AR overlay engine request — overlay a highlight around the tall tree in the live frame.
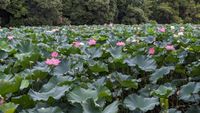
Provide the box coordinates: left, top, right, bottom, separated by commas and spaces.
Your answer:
63, 0, 117, 25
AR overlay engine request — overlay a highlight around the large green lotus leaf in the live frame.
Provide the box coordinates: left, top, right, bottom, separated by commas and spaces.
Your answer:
36, 107, 64, 113
24, 69, 48, 80
68, 103, 83, 113
88, 78, 111, 100
189, 45, 200, 52
0, 65, 7, 72
0, 40, 13, 52
89, 61, 108, 73
67, 57, 85, 75
66, 47, 81, 54
20, 79, 29, 90
37, 43, 52, 58
151, 85, 174, 98
14, 52, 32, 61
16, 40, 36, 53
190, 66, 200, 77
28, 86, 70, 101
0, 76, 22, 96
179, 82, 200, 102
124, 94, 159, 112
141, 36, 156, 43
150, 66, 174, 83
20, 107, 64, 113
102, 100, 119, 113
82, 99, 102, 113
68, 88, 98, 103
53, 59, 71, 76
92, 77, 107, 87
177, 51, 188, 64
138, 84, 159, 97
164, 54, 179, 63
107, 47, 123, 59
124, 55, 157, 71
188, 62, 200, 77
98, 36, 108, 41
110, 72, 129, 81
128, 109, 143, 113
82, 99, 119, 113
120, 80, 138, 89
83, 47, 103, 59
41, 76, 73, 92
0, 102, 18, 113
95, 86, 112, 101
185, 105, 200, 113
110, 72, 138, 89
166, 108, 182, 113
11, 95, 35, 109
33, 62, 50, 72
22, 63, 49, 80
23, 62, 50, 80
0, 50, 8, 59
14, 52, 40, 68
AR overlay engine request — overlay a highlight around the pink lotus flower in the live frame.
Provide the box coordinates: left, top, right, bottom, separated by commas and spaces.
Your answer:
165, 45, 175, 50
149, 47, 155, 55
45, 58, 61, 66
51, 52, 59, 58
7, 35, 14, 40
0, 98, 4, 106
88, 39, 96, 46
73, 41, 81, 48
158, 27, 166, 33
116, 41, 125, 46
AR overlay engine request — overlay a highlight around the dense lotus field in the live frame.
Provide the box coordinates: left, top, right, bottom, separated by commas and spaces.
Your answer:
0, 24, 200, 113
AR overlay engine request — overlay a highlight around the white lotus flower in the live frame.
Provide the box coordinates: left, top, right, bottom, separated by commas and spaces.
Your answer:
180, 27, 184, 30
80, 42, 85, 46
178, 32, 184, 36
173, 34, 178, 38
180, 27, 185, 32
170, 26, 175, 30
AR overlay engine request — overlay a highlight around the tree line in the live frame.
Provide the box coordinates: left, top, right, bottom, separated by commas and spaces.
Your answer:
0, 0, 199, 26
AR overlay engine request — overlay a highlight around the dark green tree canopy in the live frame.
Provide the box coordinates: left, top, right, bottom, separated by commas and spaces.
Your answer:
0, 0, 199, 26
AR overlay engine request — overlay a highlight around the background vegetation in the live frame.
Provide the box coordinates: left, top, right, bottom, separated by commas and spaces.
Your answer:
0, 0, 200, 26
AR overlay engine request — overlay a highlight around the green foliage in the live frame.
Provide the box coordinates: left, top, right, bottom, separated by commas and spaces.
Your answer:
124, 94, 159, 112
0, 24, 200, 112
122, 6, 148, 24
151, 2, 183, 23
20, 107, 64, 113
18, 0, 69, 26
0, 0, 70, 26
0, 103, 18, 113
0, 0, 10, 9
0, 0, 200, 26
63, 0, 117, 24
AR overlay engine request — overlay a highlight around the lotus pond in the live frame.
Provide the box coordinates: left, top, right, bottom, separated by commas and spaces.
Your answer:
0, 24, 200, 113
